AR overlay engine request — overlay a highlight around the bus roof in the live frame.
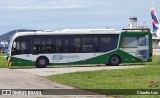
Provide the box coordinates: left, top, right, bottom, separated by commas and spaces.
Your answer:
14, 29, 121, 37
122, 28, 150, 32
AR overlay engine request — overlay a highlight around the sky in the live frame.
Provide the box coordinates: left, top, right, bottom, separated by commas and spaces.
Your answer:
0, 0, 159, 34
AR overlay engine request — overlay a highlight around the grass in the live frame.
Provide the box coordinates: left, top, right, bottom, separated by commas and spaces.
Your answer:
46, 56, 160, 97
47, 66, 160, 89
0, 53, 5, 56
0, 53, 9, 68
0, 53, 35, 68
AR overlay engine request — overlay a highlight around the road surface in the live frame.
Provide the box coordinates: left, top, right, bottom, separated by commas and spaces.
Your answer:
0, 68, 106, 98
14, 65, 144, 76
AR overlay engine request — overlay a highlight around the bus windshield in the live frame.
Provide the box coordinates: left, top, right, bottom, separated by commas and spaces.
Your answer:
7, 34, 15, 56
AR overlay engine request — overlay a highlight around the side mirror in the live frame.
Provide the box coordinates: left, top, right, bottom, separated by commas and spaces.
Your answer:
13, 42, 16, 48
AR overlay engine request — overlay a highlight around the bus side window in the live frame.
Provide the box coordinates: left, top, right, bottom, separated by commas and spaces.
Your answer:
82, 37, 98, 53
33, 38, 40, 53
21, 41, 29, 54
122, 37, 138, 48
64, 37, 81, 53
33, 38, 46, 53
41, 38, 46, 53
64, 38, 74, 53
47, 38, 52, 53
55, 38, 63, 53
99, 37, 115, 52
74, 38, 81, 53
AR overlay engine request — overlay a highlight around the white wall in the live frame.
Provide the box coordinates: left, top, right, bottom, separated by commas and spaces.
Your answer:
0, 40, 9, 44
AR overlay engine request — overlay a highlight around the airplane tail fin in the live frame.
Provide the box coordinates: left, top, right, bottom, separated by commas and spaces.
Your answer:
151, 7, 159, 33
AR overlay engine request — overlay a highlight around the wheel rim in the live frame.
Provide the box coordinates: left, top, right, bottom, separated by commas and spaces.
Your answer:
111, 56, 119, 65
39, 59, 45, 65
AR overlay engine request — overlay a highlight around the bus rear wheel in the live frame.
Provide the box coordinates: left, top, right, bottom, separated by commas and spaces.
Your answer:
36, 57, 49, 68
108, 55, 121, 66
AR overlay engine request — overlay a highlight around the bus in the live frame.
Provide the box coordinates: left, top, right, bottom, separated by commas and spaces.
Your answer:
6, 28, 152, 68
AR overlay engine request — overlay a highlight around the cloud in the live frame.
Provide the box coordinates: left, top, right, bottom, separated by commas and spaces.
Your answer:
0, 5, 85, 10
0, 0, 90, 10
0, 0, 157, 34
0, 0, 113, 10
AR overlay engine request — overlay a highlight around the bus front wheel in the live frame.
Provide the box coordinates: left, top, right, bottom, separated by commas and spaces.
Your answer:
36, 57, 49, 68
108, 55, 121, 66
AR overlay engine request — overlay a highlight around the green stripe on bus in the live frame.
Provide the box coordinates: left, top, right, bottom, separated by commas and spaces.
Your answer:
11, 50, 144, 66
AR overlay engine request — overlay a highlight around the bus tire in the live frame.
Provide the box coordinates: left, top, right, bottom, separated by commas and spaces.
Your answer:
108, 55, 121, 66
36, 56, 49, 68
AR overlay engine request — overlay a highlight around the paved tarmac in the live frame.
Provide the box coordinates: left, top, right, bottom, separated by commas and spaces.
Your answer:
0, 68, 72, 89
14, 65, 144, 76
153, 49, 160, 55
0, 68, 106, 98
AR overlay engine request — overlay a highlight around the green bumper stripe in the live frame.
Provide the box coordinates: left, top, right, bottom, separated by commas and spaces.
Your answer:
11, 57, 35, 66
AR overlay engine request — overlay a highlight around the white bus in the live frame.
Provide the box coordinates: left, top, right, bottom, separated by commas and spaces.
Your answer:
7, 28, 152, 68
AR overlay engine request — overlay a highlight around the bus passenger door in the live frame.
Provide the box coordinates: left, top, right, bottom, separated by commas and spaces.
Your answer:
121, 37, 138, 60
